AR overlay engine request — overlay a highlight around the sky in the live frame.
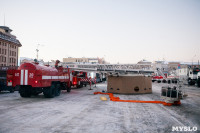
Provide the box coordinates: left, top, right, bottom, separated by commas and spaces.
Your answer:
0, 0, 200, 64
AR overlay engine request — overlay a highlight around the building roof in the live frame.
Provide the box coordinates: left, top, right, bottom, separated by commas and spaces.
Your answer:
137, 59, 152, 64
0, 26, 21, 46
0, 26, 13, 32
180, 62, 200, 65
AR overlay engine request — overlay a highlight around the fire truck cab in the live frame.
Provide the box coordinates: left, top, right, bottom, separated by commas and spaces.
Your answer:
71, 71, 89, 88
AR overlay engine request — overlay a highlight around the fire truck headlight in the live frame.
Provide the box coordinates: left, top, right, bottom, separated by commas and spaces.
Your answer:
35, 81, 38, 83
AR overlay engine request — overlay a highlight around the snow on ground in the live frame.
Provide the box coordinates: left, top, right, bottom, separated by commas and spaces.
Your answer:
0, 82, 199, 133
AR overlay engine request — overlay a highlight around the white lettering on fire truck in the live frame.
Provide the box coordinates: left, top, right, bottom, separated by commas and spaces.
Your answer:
29, 73, 34, 78
15, 73, 19, 76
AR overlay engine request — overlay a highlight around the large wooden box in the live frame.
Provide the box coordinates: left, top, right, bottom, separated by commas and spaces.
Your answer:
107, 74, 152, 94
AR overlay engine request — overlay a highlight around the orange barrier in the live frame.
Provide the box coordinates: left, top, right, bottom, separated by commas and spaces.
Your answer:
94, 92, 181, 106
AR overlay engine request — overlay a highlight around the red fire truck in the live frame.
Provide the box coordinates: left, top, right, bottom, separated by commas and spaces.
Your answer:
71, 70, 95, 88
7, 60, 71, 98
152, 76, 163, 83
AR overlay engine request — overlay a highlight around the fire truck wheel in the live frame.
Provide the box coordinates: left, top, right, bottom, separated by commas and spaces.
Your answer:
84, 84, 87, 87
80, 83, 83, 88
67, 87, 71, 92
188, 80, 195, 85
67, 85, 71, 92
66, 82, 71, 92
43, 84, 56, 98
19, 86, 31, 98
77, 84, 83, 88
197, 79, 200, 87
55, 84, 61, 96
67, 89, 71, 92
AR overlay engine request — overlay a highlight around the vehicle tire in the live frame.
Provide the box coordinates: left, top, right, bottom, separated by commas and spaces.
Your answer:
188, 80, 191, 85
84, 84, 87, 87
43, 84, 56, 98
77, 83, 83, 88
197, 79, 200, 87
55, 84, 61, 96
157, 80, 161, 83
80, 83, 83, 88
188, 80, 195, 85
67, 83, 71, 92
67, 88, 71, 92
19, 86, 31, 97
162, 79, 166, 83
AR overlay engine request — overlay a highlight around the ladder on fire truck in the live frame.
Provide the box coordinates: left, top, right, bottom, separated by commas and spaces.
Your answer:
156, 68, 167, 80
70, 65, 154, 90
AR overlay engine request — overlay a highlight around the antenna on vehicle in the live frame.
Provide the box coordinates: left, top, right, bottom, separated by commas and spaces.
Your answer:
36, 44, 40, 60
36, 44, 44, 60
